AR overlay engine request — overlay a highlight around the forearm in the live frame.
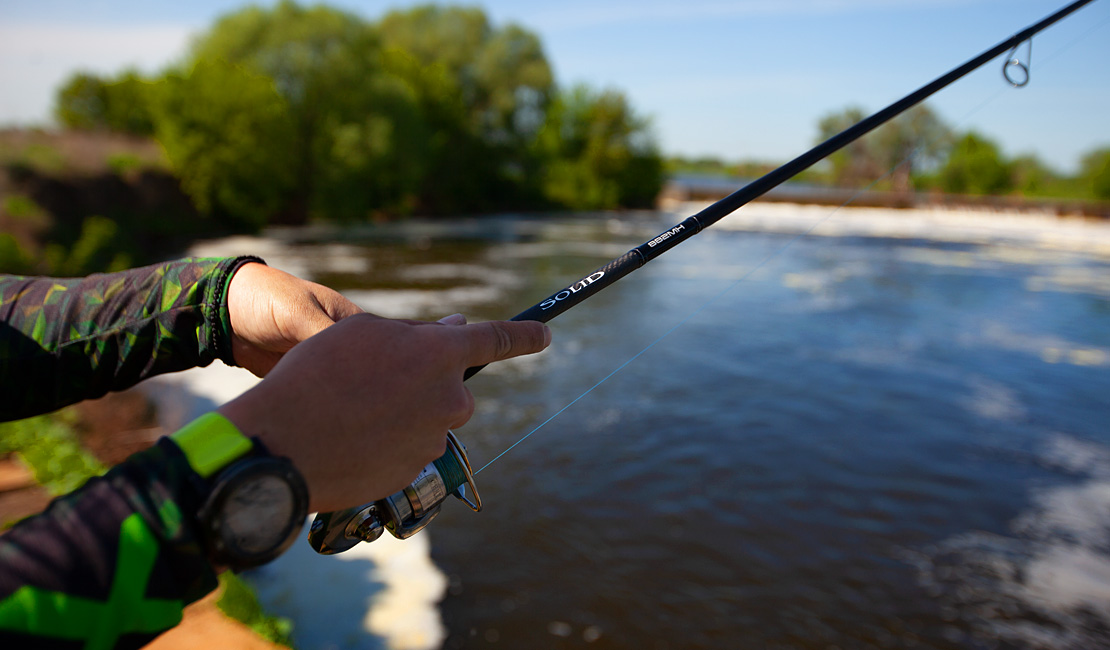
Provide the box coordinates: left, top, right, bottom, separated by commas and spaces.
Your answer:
0, 256, 260, 421
0, 439, 218, 648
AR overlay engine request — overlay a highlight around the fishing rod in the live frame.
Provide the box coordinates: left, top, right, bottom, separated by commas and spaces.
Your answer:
307, 0, 1098, 554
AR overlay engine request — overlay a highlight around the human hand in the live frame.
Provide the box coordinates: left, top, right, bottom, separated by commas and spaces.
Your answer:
227, 262, 365, 376
217, 314, 552, 512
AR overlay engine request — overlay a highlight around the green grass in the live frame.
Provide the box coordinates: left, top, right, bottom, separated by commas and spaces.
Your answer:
2, 194, 50, 226
0, 410, 106, 497
217, 572, 295, 647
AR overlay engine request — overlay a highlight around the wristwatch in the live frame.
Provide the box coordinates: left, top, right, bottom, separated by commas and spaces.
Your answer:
171, 412, 309, 571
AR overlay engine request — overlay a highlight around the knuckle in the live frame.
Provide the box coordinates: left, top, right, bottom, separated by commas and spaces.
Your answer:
491, 322, 513, 359
417, 323, 453, 355
443, 387, 474, 427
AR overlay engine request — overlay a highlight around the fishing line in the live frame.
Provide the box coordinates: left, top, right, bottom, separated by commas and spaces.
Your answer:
475, 0, 1106, 474
308, 0, 1105, 554
473, 209, 860, 473
957, 10, 1110, 129
479, 164, 917, 474
1018, 9, 1110, 70
477, 163, 913, 475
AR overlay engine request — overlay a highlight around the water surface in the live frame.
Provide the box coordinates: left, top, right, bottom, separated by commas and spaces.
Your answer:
277, 209, 1110, 649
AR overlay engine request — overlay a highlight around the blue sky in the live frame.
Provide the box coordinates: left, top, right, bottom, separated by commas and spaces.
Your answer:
1, 0, 1107, 173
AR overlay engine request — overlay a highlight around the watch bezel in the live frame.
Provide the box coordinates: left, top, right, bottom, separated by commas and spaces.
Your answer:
198, 455, 309, 571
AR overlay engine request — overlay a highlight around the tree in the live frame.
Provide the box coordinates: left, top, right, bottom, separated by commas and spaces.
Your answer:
100, 71, 157, 136
872, 105, 950, 193
186, 1, 426, 220
938, 132, 1012, 195
377, 5, 555, 211
379, 46, 505, 213
816, 104, 950, 191
378, 6, 553, 144
54, 71, 156, 135
816, 106, 879, 188
151, 59, 296, 229
536, 85, 663, 210
55, 73, 109, 130
60, 1, 663, 220
1009, 154, 1060, 196
1079, 147, 1110, 200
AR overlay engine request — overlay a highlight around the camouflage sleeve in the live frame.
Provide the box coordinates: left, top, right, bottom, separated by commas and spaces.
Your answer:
0, 256, 262, 421
0, 438, 217, 649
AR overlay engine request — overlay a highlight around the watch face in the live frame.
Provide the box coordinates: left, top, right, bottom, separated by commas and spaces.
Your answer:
200, 455, 309, 569
220, 473, 298, 554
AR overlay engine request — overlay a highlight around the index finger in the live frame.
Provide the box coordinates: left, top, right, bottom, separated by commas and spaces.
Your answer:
463, 320, 551, 366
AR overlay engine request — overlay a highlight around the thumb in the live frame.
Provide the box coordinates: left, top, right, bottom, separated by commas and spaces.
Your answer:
464, 320, 551, 366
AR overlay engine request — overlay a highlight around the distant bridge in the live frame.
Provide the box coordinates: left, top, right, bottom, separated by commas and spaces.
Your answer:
658, 174, 1109, 219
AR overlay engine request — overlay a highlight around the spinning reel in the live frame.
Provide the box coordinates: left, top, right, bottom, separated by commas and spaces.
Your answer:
307, 430, 481, 554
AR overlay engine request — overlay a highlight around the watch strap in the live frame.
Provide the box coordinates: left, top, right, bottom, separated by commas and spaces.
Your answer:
171, 412, 254, 479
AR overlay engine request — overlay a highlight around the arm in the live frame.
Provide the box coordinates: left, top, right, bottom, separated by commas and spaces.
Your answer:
0, 257, 257, 421
0, 439, 215, 648
0, 258, 360, 646
0, 262, 551, 648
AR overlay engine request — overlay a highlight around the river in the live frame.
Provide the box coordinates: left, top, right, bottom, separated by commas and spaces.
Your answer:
169, 204, 1110, 649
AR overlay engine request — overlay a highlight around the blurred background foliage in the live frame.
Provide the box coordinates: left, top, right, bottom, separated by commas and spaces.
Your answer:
49, 1, 663, 230
0, 0, 1104, 280
671, 102, 1110, 202
537, 84, 664, 211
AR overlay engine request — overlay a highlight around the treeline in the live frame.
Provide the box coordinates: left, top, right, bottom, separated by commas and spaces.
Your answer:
669, 104, 1110, 201
53, 2, 664, 229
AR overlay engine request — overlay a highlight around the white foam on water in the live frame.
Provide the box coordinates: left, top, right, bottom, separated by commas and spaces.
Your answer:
905, 433, 1110, 649
960, 376, 1029, 423
244, 530, 447, 650
487, 240, 632, 261
973, 323, 1110, 370
1027, 266, 1110, 300
398, 263, 518, 286
186, 235, 313, 279
694, 202, 1110, 258
1023, 545, 1110, 610
342, 287, 506, 319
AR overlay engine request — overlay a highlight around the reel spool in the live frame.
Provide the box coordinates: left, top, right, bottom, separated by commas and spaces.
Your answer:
307, 430, 481, 554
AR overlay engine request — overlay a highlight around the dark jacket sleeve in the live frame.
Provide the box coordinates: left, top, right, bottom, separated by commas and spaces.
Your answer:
0, 256, 265, 647
0, 440, 215, 649
0, 256, 261, 421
